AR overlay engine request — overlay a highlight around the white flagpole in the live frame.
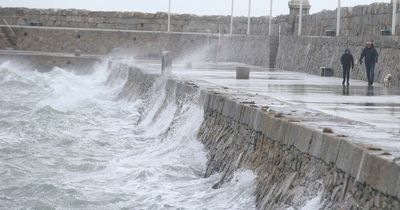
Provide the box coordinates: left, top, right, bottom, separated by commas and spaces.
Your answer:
268, 0, 273, 36
230, 0, 234, 35
393, 0, 398, 35
247, 0, 251, 35
337, 0, 341, 36
168, 0, 171, 33
298, 0, 303, 36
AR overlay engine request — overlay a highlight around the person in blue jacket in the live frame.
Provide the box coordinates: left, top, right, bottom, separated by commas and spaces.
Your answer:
340, 49, 354, 85
359, 41, 379, 86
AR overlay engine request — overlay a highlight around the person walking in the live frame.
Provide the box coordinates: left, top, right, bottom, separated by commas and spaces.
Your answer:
340, 49, 354, 85
359, 41, 379, 86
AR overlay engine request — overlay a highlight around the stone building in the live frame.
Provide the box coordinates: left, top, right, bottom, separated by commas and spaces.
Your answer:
288, 0, 311, 17
287, 0, 311, 35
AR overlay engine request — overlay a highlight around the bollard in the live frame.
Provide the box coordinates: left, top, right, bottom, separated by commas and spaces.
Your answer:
236, 66, 250, 79
161, 51, 173, 74
320, 67, 334, 77
74, 49, 81, 57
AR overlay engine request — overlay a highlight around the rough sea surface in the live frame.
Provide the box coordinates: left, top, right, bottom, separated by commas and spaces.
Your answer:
0, 60, 256, 209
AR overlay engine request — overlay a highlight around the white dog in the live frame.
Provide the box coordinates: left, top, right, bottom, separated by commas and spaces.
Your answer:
383, 74, 392, 87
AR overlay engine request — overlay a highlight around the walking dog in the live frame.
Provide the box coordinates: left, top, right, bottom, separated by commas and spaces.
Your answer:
383, 73, 392, 87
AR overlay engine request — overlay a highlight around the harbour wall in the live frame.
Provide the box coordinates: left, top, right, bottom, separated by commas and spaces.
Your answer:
0, 51, 102, 72
0, 26, 276, 68
1, 2, 398, 37
6, 26, 213, 57
0, 7, 279, 35
2, 3, 400, 85
3, 25, 400, 86
116, 62, 400, 209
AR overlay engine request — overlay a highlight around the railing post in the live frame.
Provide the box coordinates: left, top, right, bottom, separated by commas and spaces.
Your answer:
298, 0, 303, 36
393, 0, 398, 35
167, 0, 171, 33
247, 0, 251, 35
268, 0, 273, 36
230, 0, 234, 35
337, 0, 341, 36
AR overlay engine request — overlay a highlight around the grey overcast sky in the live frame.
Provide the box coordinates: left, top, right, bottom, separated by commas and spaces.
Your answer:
0, 0, 391, 17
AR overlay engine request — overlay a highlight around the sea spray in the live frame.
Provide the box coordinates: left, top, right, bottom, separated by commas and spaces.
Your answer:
0, 59, 256, 209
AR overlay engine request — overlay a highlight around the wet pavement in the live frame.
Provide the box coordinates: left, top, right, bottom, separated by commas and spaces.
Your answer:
135, 61, 400, 158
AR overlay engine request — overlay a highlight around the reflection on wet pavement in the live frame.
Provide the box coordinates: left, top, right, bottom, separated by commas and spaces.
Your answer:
135, 61, 400, 154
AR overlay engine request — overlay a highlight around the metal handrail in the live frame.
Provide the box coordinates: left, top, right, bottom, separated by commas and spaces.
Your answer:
2, 19, 17, 40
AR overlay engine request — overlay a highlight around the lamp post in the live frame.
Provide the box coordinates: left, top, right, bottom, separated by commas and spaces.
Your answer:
393, 0, 398, 35
247, 0, 251, 35
268, 0, 273, 36
298, 0, 303, 36
230, 0, 234, 35
337, 0, 341, 36
168, 0, 171, 33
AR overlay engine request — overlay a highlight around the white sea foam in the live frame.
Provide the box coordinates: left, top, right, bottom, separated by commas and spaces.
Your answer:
0, 59, 256, 209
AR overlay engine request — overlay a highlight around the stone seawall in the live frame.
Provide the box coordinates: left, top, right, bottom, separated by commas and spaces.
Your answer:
0, 51, 102, 72
2, 3, 399, 37
2, 3, 400, 84
6, 26, 213, 57
217, 36, 278, 68
119, 63, 400, 209
0, 7, 276, 35
199, 92, 400, 209
1, 26, 279, 68
3, 26, 399, 86
275, 35, 400, 86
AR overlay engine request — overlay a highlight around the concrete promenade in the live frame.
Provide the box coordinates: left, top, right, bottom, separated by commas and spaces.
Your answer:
128, 60, 400, 207
137, 61, 400, 158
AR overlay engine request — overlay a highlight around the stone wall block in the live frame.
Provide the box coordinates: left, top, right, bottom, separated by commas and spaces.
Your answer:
247, 106, 258, 128
357, 153, 400, 198
319, 135, 343, 164
206, 94, 215, 112
308, 131, 324, 159
222, 99, 235, 119
292, 124, 314, 153
216, 95, 225, 113
233, 102, 243, 122
242, 106, 251, 126
336, 140, 364, 178
253, 110, 263, 132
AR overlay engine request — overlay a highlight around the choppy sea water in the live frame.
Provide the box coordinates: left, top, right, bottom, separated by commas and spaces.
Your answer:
0, 60, 256, 209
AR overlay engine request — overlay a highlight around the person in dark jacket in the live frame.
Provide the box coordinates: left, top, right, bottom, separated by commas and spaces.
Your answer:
340, 48, 354, 85
359, 41, 379, 86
